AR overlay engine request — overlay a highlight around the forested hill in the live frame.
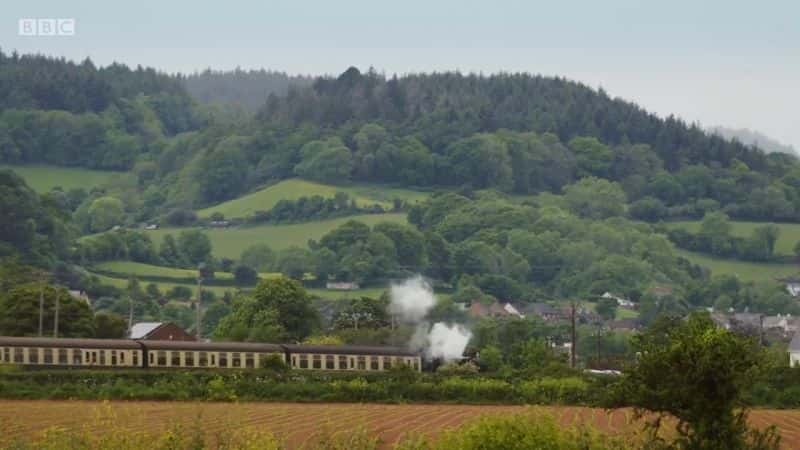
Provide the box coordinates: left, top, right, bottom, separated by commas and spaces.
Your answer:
257, 67, 768, 172
3, 55, 800, 225
0, 50, 201, 169
183, 68, 312, 112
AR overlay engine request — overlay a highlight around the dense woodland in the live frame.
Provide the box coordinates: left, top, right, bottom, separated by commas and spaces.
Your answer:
2, 50, 800, 350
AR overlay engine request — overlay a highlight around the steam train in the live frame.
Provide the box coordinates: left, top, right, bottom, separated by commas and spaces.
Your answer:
0, 336, 422, 372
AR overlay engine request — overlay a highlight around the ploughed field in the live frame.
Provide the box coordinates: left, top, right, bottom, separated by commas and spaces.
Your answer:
1, 401, 799, 449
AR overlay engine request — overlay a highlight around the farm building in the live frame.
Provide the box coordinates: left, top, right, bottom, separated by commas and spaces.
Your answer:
129, 322, 196, 341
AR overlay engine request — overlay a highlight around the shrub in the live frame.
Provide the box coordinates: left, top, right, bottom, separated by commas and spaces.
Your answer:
434, 409, 628, 450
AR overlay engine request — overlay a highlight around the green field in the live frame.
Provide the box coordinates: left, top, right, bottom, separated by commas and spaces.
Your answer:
675, 249, 798, 282
197, 178, 428, 219
95, 261, 233, 280
143, 213, 408, 258
666, 220, 800, 256
90, 273, 236, 296
0, 164, 118, 193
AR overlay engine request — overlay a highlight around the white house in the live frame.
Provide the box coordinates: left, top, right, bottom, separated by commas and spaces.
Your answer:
790, 334, 800, 367
601, 292, 635, 308
778, 276, 800, 297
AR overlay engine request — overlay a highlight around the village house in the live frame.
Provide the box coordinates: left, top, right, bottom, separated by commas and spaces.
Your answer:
129, 322, 196, 341
520, 303, 567, 322
68, 290, 91, 306
778, 276, 800, 297
325, 281, 360, 290
468, 301, 525, 319
601, 292, 636, 309
790, 334, 800, 367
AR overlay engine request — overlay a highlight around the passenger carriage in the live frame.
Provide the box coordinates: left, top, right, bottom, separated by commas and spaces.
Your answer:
0, 336, 422, 372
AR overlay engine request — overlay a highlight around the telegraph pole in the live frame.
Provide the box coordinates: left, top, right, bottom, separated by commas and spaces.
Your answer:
38, 273, 45, 337
195, 275, 203, 340
570, 301, 577, 369
53, 289, 60, 338
127, 295, 134, 337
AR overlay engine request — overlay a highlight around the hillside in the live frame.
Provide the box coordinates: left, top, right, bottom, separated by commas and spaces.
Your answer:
197, 178, 428, 219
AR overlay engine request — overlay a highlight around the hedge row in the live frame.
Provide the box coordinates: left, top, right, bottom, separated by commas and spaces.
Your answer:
0, 368, 611, 405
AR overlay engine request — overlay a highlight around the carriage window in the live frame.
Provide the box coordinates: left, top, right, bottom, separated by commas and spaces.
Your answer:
299, 355, 308, 369
338, 356, 348, 369
99, 351, 106, 365
110, 350, 117, 365
312, 354, 322, 369
370, 357, 379, 370
384, 358, 392, 370
325, 355, 335, 370
43, 348, 53, 364
231, 352, 241, 368
171, 352, 181, 366
357, 356, 366, 370
29, 348, 40, 364
185, 352, 195, 367
0, 347, 4, 363
157, 351, 167, 366
120, 352, 126, 364
211, 353, 217, 366
132, 351, 138, 366
198, 352, 208, 367
13, 348, 23, 363
245, 353, 254, 368
73, 350, 82, 365
219, 353, 228, 367
291, 356, 297, 368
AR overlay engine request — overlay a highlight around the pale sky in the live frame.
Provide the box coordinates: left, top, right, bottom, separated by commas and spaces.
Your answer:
3, 0, 799, 148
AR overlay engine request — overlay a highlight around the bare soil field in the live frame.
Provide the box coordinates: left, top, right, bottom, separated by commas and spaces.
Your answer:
0, 401, 797, 449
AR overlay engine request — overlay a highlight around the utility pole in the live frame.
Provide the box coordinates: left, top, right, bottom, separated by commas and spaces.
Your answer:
127, 295, 134, 337
195, 275, 203, 340
53, 289, 60, 338
38, 273, 45, 337
570, 301, 577, 369
595, 321, 602, 368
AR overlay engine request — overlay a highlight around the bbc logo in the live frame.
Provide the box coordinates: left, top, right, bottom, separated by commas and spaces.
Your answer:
18, 19, 76, 36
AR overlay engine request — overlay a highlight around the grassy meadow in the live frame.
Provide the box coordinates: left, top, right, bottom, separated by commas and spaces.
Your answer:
197, 178, 428, 219
666, 220, 800, 256
90, 272, 236, 296
675, 249, 798, 282
95, 260, 235, 280
143, 213, 408, 258
0, 164, 118, 193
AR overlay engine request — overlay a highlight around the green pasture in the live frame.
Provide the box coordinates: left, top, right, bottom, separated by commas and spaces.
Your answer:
666, 220, 800, 256
143, 213, 408, 258
0, 164, 118, 193
675, 249, 798, 282
197, 178, 428, 219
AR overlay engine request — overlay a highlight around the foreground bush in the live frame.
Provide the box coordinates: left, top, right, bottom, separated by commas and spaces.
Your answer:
399, 409, 631, 450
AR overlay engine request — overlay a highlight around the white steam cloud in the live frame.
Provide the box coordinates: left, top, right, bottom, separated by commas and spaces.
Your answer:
389, 276, 471, 362
389, 276, 436, 323
426, 323, 472, 361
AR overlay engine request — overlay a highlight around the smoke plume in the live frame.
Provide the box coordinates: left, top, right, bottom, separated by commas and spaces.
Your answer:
426, 323, 472, 360
389, 276, 471, 362
389, 275, 436, 323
